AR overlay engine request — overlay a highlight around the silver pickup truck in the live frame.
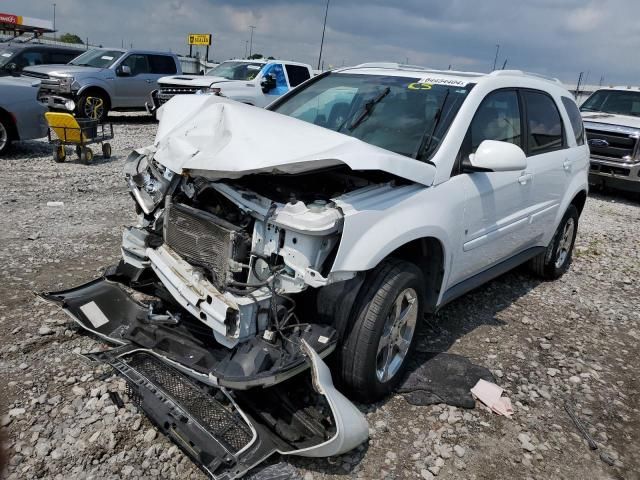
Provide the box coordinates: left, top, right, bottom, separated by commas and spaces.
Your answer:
22, 48, 181, 121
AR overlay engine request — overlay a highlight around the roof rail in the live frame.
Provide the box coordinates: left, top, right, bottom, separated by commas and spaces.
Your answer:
489, 69, 562, 84
349, 62, 484, 78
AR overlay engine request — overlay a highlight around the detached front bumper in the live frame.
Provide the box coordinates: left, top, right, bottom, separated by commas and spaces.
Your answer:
41, 267, 368, 478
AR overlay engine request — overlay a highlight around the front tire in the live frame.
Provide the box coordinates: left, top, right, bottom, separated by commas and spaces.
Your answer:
338, 258, 424, 402
529, 205, 579, 279
77, 92, 109, 122
0, 116, 12, 155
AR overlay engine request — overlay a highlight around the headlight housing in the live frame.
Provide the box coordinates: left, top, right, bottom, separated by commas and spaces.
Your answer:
196, 86, 222, 95
57, 75, 74, 93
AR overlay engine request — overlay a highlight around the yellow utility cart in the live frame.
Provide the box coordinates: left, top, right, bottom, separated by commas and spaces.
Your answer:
44, 112, 114, 164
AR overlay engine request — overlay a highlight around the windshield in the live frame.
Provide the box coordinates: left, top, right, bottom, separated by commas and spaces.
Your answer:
68, 49, 124, 68
0, 49, 16, 68
206, 61, 264, 80
581, 90, 640, 117
272, 73, 472, 159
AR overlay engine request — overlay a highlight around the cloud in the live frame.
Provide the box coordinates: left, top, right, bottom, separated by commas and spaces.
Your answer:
3, 0, 639, 84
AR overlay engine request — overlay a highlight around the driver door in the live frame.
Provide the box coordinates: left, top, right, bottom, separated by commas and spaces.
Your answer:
113, 54, 154, 108
447, 89, 535, 288
256, 63, 289, 107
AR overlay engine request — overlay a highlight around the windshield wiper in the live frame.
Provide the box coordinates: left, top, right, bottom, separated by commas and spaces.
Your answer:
413, 89, 450, 160
347, 87, 391, 131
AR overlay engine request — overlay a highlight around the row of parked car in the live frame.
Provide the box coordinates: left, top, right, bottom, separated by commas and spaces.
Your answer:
0, 41, 314, 154
1, 41, 639, 194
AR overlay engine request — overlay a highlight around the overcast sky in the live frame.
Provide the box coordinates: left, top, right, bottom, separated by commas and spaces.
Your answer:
4, 0, 637, 85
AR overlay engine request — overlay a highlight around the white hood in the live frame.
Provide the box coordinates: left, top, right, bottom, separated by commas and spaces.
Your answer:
158, 75, 239, 88
151, 95, 436, 186
582, 112, 640, 131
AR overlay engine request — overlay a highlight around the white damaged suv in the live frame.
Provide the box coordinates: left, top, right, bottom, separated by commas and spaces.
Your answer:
43, 63, 589, 478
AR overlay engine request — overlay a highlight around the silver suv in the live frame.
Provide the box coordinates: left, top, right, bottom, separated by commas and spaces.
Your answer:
22, 48, 181, 121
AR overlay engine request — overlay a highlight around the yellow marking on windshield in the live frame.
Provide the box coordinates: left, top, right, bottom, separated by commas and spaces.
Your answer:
407, 82, 432, 90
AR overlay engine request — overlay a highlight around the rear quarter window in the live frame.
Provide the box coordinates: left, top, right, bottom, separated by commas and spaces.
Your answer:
561, 96, 585, 146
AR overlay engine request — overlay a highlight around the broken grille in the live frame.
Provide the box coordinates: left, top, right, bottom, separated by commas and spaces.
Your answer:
164, 203, 247, 289
126, 352, 253, 453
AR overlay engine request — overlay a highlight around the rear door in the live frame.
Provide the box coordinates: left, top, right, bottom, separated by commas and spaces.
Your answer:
520, 90, 569, 239
448, 89, 534, 285
148, 54, 178, 90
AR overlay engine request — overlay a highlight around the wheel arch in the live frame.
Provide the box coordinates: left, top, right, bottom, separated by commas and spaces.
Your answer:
570, 189, 587, 217
383, 236, 446, 313
77, 85, 112, 109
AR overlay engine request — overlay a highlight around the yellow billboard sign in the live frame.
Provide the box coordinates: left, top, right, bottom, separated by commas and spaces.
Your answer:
188, 34, 211, 46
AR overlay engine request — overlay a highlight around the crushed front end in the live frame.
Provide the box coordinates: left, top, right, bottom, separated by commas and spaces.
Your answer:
42, 150, 371, 478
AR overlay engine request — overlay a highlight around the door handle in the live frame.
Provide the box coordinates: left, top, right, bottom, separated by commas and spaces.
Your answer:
518, 172, 533, 185
146, 79, 153, 83
563, 159, 572, 171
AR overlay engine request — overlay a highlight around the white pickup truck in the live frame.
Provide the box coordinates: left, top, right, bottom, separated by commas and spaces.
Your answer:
580, 86, 640, 192
147, 59, 314, 112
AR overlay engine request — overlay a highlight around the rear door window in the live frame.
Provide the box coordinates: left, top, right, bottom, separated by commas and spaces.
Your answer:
523, 91, 564, 155
149, 55, 177, 74
561, 96, 585, 146
285, 64, 311, 87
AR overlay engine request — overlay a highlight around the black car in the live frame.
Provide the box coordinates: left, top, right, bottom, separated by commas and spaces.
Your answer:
0, 43, 83, 76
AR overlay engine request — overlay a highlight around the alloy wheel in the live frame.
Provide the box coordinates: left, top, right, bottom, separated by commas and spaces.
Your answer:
555, 218, 575, 268
0, 121, 8, 152
376, 287, 418, 383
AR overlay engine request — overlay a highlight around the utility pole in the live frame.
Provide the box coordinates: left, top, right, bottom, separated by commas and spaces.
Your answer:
317, 0, 330, 70
501, 58, 508, 70
244, 40, 248, 58
248, 25, 256, 58
52, 3, 56, 40
575, 72, 584, 100
492, 43, 500, 71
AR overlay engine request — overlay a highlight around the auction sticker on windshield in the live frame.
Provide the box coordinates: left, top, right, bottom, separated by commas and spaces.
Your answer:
419, 77, 468, 87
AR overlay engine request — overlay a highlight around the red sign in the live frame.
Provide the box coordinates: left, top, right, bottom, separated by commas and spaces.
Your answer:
0, 13, 21, 25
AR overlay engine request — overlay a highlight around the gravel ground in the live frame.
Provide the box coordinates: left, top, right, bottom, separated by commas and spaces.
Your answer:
0, 113, 639, 480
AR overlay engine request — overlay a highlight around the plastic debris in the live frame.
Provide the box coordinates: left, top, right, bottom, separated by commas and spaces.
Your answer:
470, 379, 514, 417
46, 201, 64, 207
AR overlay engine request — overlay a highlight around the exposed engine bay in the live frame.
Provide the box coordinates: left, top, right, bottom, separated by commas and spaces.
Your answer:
120, 151, 394, 348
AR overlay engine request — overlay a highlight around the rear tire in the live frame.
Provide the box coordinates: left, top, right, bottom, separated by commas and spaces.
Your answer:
529, 205, 579, 279
338, 258, 424, 402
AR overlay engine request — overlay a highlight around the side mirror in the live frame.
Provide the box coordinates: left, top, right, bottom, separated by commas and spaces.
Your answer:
467, 140, 527, 172
6, 62, 17, 74
117, 65, 132, 76
260, 73, 276, 93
